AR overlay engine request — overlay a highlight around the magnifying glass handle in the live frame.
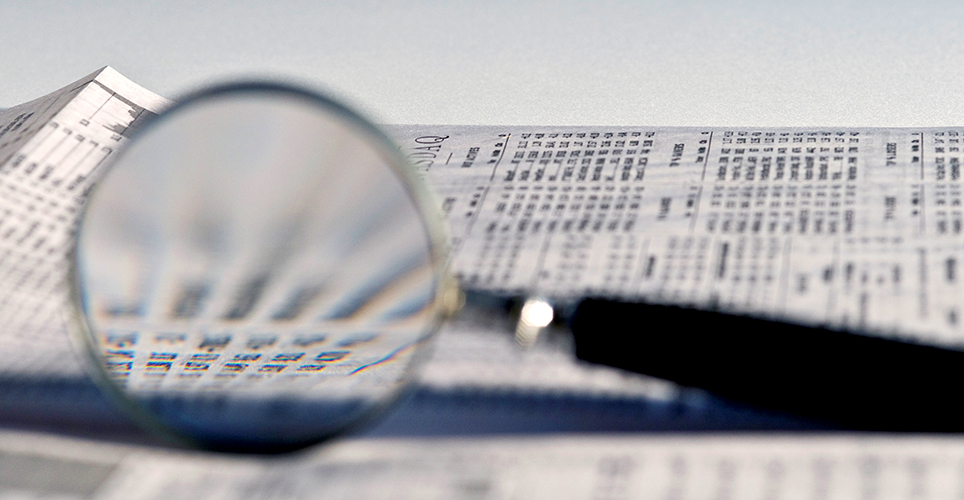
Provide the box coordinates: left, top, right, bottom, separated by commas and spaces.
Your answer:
570, 298, 964, 431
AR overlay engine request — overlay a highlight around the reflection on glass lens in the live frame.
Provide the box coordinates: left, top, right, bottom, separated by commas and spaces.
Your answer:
71, 85, 447, 452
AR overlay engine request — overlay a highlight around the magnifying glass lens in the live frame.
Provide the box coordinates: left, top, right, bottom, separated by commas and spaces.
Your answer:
72, 85, 447, 452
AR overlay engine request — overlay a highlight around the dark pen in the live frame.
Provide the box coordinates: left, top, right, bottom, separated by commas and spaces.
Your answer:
465, 290, 964, 432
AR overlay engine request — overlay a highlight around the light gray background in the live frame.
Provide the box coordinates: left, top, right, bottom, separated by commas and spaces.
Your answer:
1, 0, 963, 127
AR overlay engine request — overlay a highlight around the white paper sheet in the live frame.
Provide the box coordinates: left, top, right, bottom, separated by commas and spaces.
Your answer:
389, 125, 964, 348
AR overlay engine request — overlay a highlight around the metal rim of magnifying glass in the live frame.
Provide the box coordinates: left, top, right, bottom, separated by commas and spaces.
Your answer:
65, 81, 457, 453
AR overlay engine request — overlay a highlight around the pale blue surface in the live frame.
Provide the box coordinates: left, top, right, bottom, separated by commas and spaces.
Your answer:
2, 0, 964, 127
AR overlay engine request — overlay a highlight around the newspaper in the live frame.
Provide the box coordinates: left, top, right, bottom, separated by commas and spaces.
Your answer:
3, 428, 964, 499
0, 68, 962, 496
389, 125, 964, 346
0, 66, 170, 378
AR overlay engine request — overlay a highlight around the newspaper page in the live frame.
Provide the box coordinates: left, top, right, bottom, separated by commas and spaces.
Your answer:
0, 67, 172, 435
3, 427, 964, 499
0, 66, 171, 378
389, 125, 964, 348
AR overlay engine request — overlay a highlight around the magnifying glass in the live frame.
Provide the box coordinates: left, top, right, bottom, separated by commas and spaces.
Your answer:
68, 83, 457, 452
68, 82, 964, 453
